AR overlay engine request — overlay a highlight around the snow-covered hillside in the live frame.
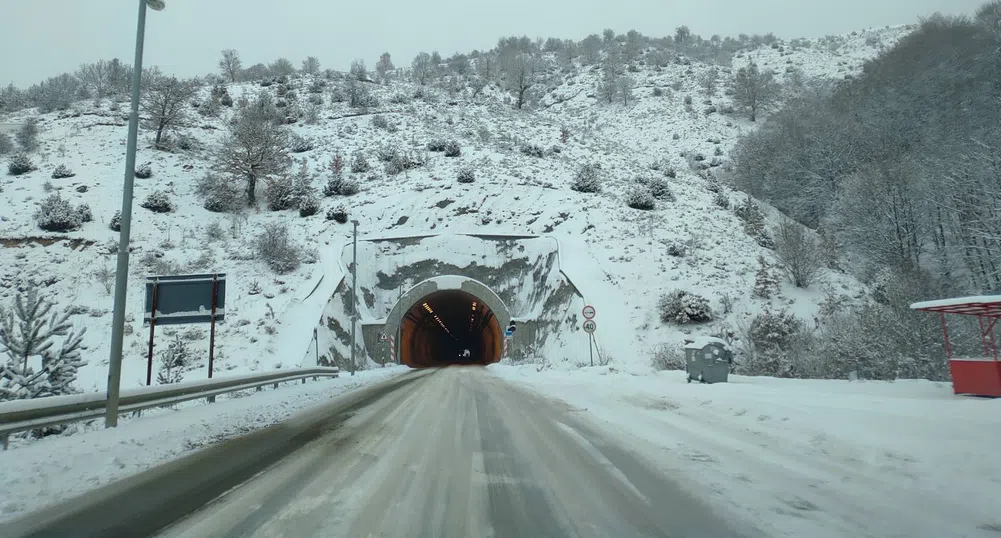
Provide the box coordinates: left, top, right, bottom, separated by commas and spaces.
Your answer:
0, 25, 912, 391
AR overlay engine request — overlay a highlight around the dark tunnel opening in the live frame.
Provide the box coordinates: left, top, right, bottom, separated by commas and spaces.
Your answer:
400, 290, 503, 368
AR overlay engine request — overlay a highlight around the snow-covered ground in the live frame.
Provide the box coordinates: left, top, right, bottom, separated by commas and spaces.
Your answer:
490, 364, 1001, 538
0, 26, 912, 394
5, 24, 976, 536
0, 366, 406, 523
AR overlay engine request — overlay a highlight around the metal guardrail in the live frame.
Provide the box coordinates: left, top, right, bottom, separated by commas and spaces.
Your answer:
0, 367, 340, 449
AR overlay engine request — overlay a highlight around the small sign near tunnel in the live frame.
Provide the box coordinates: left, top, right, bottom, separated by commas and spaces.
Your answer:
583, 320, 597, 333
582, 305, 596, 319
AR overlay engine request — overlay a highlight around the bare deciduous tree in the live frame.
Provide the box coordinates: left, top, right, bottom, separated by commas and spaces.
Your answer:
140, 72, 198, 148
215, 93, 291, 207
269, 58, 296, 77
730, 60, 781, 121
774, 217, 824, 288
699, 67, 720, 96
470, 76, 488, 98
411, 52, 434, 85
597, 72, 617, 104
219, 49, 243, 83
16, 118, 40, 153
350, 59, 367, 81
475, 52, 497, 81
447, 53, 471, 75
617, 75, 635, 106
301, 56, 321, 76
580, 34, 602, 64
976, 0, 1001, 37
76, 60, 112, 97
503, 53, 540, 110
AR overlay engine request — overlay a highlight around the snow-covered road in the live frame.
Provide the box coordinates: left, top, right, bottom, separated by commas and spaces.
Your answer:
159, 366, 754, 538
491, 365, 1001, 538
5, 367, 758, 538
3, 364, 999, 537
0, 366, 407, 522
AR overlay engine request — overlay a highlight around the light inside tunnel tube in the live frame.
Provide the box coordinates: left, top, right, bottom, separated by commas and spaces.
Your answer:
400, 290, 503, 368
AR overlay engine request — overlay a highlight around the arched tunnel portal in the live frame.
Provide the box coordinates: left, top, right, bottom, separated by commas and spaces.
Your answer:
385, 277, 511, 368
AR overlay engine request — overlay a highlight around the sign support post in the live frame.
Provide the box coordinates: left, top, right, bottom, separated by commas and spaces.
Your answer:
589, 333, 594, 367
314, 328, 319, 365
206, 275, 219, 403
582, 305, 597, 367
209, 274, 219, 380
145, 279, 159, 386
142, 273, 227, 390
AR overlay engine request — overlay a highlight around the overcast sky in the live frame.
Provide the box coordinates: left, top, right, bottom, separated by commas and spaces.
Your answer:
0, 0, 988, 87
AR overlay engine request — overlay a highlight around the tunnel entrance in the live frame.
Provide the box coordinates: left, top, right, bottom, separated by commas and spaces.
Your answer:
400, 289, 503, 367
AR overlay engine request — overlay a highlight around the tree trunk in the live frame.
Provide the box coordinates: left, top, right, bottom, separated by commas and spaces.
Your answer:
246, 172, 257, 206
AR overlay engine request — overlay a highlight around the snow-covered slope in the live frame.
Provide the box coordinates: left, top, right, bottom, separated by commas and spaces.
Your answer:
0, 26, 911, 389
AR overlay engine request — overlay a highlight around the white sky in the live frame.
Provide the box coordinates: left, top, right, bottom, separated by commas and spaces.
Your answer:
0, 0, 988, 87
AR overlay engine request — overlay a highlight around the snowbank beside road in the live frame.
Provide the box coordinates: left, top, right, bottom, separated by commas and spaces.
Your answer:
0, 366, 406, 523
491, 365, 1001, 538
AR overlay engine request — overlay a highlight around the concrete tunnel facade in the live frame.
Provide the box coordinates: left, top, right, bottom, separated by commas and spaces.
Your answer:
384, 276, 511, 367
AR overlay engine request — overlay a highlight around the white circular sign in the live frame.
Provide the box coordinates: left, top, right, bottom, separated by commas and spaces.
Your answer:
582, 305, 596, 319
583, 319, 597, 333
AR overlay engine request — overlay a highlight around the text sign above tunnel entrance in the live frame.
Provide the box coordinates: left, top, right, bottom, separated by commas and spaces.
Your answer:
582, 305, 596, 319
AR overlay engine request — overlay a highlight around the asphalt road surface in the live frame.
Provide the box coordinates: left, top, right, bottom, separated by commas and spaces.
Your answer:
1, 367, 760, 538
157, 366, 755, 538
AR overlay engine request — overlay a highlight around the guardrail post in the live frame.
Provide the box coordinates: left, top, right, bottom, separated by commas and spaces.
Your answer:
273, 383, 278, 389
313, 376, 318, 381
302, 378, 306, 384
256, 386, 262, 391
207, 395, 216, 404
1, 433, 8, 451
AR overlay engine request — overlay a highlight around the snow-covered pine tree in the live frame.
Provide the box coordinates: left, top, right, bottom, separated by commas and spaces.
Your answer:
42, 326, 87, 396
156, 334, 189, 384
29, 326, 87, 437
291, 158, 315, 202
753, 255, 779, 299
0, 286, 71, 372
0, 360, 50, 401
0, 286, 85, 402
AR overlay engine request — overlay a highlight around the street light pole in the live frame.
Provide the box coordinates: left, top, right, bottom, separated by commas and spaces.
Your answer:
350, 220, 359, 376
105, 0, 164, 428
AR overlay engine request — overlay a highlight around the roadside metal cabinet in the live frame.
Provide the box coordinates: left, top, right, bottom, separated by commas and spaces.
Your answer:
683, 338, 732, 384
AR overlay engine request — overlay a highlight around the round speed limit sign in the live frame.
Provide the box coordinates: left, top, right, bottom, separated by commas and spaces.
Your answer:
583, 319, 597, 333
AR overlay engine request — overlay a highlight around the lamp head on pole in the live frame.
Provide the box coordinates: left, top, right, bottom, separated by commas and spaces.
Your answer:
146, 0, 166, 11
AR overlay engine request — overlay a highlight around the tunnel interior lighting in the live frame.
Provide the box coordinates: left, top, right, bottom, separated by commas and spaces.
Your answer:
427, 309, 454, 338
402, 290, 502, 367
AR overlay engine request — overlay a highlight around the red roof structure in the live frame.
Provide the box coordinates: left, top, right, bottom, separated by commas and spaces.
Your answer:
911, 295, 1001, 397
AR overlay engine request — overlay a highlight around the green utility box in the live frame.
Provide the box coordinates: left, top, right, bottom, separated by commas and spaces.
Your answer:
683, 338, 733, 384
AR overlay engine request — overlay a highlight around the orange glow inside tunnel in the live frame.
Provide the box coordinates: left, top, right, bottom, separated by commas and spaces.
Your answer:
399, 290, 502, 367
